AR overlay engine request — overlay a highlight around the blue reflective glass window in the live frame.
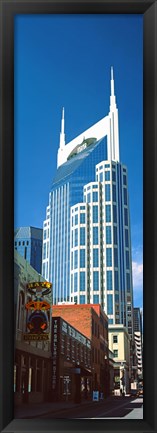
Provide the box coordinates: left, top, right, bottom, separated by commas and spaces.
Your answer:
43, 243, 46, 259
80, 227, 85, 245
74, 250, 78, 269
80, 295, 85, 304
126, 273, 130, 291
93, 191, 98, 202
42, 263, 45, 277
123, 174, 127, 185
80, 272, 85, 291
87, 193, 91, 203
80, 213, 85, 224
80, 206, 85, 210
112, 171, 116, 182
93, 249, 99, 267
124, 208, 128, 226
93, 271, 99, 291
93, 294, 99, 304
123, 188, 127, 205
71, 252, 73, 270
108, 319, 113, 324
105, 184, 110, 201
44, 230, 47, 240
93, 205, 98, 223
106, 248, 112, 266
113, 205, 117, 223
115, 294, 119, 303
74, 228, 78, 246
126, 251, 130, 269
107, 270, 112, 290
115, 271, 119, 291
112, 184, 116, 202
125, 229, 129, 247
106, 226, 111, 244
105, 171, 110, 181
106, 205, 111, 222
74, 273, 78, 292
114, 226, 117, 244
107, 294, 113, 314
72, 216, 74, 227
75, 214, 78, 225
114, 248, 118, 267
93, 226, 98, 245
80, 249, 85, 268
99, 172, 103, 182
105, 164, 110, 168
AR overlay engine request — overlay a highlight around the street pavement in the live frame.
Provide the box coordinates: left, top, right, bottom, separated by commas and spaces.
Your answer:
15, 395, 143, 419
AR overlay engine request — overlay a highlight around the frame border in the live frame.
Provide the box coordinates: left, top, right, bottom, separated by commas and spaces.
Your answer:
0, 1, 157, 432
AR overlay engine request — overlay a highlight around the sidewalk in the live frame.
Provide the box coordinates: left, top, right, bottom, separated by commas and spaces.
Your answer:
14, 397, 104, 419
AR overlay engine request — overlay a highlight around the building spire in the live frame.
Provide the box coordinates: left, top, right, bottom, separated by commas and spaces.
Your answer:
107, 67, 120, 162
110, 66, 116, 108
59, 107, 65, 149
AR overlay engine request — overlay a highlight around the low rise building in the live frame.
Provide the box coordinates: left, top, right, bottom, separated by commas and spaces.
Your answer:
133, 308, 143, 379
108, 324, 130, 395
52, 304, 110, 397
51, 317, 91, 402
14, 250, 52, 405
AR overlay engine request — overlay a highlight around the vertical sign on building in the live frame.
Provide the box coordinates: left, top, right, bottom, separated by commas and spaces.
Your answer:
52, 318, 59, 395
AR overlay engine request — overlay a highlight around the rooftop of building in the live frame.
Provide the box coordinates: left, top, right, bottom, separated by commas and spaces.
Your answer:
52, 316, 91, 347
52, 303, 108, 321
14, 226, 43, 240
51, 136, 106, 187
108, 323, 131, 338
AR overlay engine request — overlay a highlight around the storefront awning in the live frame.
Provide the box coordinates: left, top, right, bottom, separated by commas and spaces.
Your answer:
71, 366, 92, 376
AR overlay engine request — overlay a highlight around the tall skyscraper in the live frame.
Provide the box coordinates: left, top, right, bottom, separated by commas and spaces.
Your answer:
14, 226, 43, 274
42, 68, 134, 337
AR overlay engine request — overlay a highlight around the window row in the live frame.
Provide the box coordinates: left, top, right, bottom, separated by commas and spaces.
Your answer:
15, 240, 29, 247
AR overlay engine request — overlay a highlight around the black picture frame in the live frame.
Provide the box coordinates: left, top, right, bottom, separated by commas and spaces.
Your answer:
0, 1, 157, 432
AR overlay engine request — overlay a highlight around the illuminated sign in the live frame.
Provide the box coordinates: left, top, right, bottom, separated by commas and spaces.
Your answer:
27, 281, 52, 289
25, 300, 50, 311
52, 319, 58, 391
25, 281, 52, 339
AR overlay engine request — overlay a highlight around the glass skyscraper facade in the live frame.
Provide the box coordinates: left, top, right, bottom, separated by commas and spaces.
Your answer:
42, 68, 134, 338
70, 159, 134, 336
42, 137, 107, 303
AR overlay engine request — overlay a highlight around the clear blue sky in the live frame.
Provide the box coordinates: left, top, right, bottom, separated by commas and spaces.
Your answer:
14, 14, 143, 307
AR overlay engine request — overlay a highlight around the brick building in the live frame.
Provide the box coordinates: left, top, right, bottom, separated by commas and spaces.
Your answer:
52, 304, 110, 396
51, 317, 91, 402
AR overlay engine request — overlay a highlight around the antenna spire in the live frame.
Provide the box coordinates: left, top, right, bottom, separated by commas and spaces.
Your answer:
111, 66, 115, 96
110, 66, 116, 104
59, 107, 65, 149
108, 67, 120, 162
